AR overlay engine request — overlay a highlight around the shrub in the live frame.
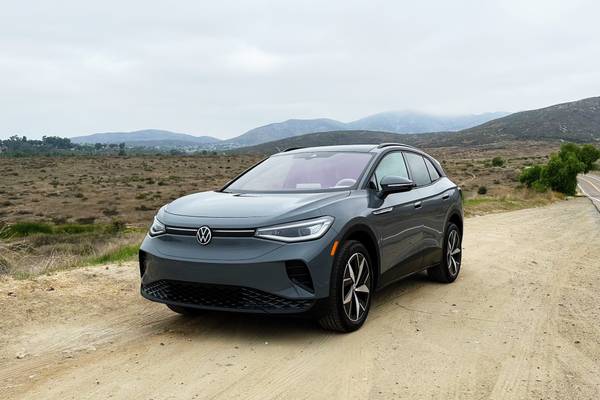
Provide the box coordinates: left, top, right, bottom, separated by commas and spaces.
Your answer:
517, 143, 599, 195
519, 165, 543, 188
540, 152, 584, 196
532, 181, 548, 193
477, 186, 487, 195
491, 157, 505, 167
580, 144, 600, 173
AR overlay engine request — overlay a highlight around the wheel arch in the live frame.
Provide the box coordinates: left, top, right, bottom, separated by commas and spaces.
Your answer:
339, 222, 381, 289
447, 211, 463, 235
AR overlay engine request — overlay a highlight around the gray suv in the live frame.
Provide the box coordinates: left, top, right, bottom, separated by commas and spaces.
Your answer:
139, 144, 463, 332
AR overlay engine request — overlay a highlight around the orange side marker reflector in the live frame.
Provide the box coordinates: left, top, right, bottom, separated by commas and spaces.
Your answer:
330, 240, 339, 257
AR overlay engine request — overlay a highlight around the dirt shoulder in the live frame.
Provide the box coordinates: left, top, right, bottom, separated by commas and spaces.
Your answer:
1, 198, 599, 399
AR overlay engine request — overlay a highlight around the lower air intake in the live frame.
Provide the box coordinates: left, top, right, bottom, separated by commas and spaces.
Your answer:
142, 280, 314, 313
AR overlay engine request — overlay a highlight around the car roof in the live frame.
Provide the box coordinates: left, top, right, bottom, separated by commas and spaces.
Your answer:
277, 143, 418, 155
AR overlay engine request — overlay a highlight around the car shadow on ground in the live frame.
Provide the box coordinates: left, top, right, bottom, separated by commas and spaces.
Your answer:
146, 272, 436, 341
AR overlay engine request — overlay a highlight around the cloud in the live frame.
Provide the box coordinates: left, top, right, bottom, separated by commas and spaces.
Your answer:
1, 0, 599, 139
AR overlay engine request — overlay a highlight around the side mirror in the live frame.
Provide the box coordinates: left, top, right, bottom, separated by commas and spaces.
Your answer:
378, 176, 415, 198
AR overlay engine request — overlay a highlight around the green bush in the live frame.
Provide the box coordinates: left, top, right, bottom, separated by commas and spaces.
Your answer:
491, 157, 505, 167
519, 165, 543, 188
477, 186, 488, 195
517, 143, 599, 196
531, 181, 548, 193
540, 152, 584, 196
580, 144, 600, 173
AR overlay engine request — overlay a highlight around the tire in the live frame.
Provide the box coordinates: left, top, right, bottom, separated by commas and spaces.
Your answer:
318, 240, 373, 332
427, 222, 462, 283
166, 304, 204, 316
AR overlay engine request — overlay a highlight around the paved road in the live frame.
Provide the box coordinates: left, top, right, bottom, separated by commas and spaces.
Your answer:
578, 173, 600, 210
1, 199, 600, 399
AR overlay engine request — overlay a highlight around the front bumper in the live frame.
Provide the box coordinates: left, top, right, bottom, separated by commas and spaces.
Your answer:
139, 229, 338, 314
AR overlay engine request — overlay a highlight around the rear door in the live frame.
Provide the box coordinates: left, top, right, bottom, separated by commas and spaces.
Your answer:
368, 151, 424, 283
402, 152, 437, 272
421, 157, 448, 267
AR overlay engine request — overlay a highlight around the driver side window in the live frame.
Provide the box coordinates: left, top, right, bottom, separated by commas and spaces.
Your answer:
372, 152, 409, 190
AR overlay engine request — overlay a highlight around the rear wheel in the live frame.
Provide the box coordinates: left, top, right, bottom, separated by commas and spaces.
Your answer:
166, 304, 204, 316
319, 240, 373, 332
427, 222, 461, 283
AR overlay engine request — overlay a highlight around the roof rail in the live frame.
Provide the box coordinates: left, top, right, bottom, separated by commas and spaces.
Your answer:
281, 147, 304, 152
377, 142, 416, 149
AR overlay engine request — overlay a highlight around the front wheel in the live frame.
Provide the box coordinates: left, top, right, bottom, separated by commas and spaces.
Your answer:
427, 222, 462, 283
318, 240, 373, 332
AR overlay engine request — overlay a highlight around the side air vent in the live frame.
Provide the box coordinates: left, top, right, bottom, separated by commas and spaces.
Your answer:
139, 250, 147, 278
285, 260, 314, 293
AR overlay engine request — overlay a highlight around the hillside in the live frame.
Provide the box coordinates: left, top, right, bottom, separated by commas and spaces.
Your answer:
231, 130, 427, 154
224, 112, 506, 146
347, 111, 508, 133
223, 119, 346, 146
71, 129, 220, 146
235, 96, 600, 153
459, 96, 600, 143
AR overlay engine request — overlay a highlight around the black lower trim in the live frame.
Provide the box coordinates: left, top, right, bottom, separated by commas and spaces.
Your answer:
142, 280, 315, 314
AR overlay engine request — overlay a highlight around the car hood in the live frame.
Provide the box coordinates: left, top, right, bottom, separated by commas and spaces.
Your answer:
164, 190, 350, 221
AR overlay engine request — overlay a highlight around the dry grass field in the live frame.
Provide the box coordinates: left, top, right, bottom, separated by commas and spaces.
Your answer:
0, 141, 563, 278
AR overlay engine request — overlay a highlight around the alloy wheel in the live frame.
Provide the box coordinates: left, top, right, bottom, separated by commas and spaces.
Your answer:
342, 252, 371, 322
447, 230, 461, 276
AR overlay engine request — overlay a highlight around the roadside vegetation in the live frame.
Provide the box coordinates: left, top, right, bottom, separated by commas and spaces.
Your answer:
0, 221, 144, 278
519, 143, 600, 195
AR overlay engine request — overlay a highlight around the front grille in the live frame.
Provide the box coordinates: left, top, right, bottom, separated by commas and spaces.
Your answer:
142, 280, 314, 312
165, 227, 255, 237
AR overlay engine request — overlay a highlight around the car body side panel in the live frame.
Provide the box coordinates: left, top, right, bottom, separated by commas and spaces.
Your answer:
370, 189, 425, 277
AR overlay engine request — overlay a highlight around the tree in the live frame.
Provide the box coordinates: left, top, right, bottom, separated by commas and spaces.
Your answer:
579, 144, 600, 173
519, 165, 543, 188
540, 152, 584, 196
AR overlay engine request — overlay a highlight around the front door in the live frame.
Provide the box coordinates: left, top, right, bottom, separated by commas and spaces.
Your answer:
368, 151, 424, 284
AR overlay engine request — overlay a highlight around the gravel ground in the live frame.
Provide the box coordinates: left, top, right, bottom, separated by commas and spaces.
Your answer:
1, 198, 599, 399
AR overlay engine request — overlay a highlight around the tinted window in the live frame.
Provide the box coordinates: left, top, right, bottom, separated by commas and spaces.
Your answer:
404, 152, 431, 186
424, 158, 440, 181
373, 152, 409, 190
225, 151, 373, 192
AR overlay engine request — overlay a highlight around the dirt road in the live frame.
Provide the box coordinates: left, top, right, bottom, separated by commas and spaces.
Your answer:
1, 198, 599, 399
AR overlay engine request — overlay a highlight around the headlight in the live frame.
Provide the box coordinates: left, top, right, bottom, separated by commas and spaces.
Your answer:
255, 216, 334, 242
149, 217, 166, 237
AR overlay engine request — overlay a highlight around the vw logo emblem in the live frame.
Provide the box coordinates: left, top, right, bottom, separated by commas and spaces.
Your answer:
196, 226, 212, 245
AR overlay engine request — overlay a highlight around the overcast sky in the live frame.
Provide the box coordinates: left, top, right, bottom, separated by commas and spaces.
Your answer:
2, 0, 600, 140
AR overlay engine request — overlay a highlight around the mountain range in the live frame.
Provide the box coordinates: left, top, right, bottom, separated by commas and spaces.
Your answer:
234, 96, 600, 154
68, 96, 600, 152
70, 129, 220, 147
70, 111, 508, 148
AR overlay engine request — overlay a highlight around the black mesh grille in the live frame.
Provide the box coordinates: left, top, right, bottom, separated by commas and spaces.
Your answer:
285, 261, 314, 293
142, 280, 314, 312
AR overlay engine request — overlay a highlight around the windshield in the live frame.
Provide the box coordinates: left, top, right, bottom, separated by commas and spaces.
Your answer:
224, 151, 373, 192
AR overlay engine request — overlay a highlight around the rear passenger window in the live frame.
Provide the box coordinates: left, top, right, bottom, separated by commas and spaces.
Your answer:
424, 158, 440, 181
404, 152, 431, 186
373, 152, 409, 190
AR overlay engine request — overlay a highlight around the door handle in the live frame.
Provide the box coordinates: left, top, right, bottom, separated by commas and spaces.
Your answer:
413, 201, 422, 209
442, 193, 450, 200
372, 206, 393, 215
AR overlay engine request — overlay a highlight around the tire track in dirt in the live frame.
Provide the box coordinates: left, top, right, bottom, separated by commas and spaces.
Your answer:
1, 199, 600, 399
